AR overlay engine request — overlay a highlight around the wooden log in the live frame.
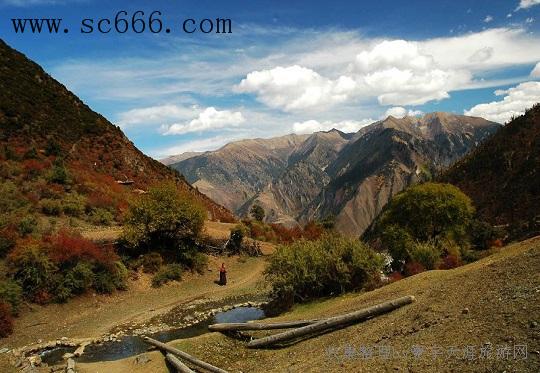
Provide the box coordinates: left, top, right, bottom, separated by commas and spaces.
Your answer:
208, 319, 320, 332
166, 353, 195, 373
247, 295, 415, 348
143, 336, 229, 373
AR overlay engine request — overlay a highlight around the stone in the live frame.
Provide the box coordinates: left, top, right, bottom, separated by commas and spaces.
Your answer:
462, 308, 469, 314
134, 354, 151, 365
530, 321, 538, 328
67, 358, 75, 370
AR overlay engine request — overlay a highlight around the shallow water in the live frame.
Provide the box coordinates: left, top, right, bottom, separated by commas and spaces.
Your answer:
40, 306, 265, 365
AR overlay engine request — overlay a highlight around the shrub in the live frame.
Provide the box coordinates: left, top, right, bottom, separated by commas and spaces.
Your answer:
46, 230, 117, 266
0, 302, 14, 338
40, 199, 62, 216
62, 193, 86, 217
89, 208, 114, 226
151, 264, 183, 287
142, 252, 163, 274
250, 204, 265, 222
59, 262, 95, 298
92, 262, 128, 294
0, 280, 22, 315
18, 215, 38, 236
122, 182, 206, 256
438, 254, 462, 270
264, 234, 383, 306
7, 243, 57, 299
404, 261, 425, 276
408, 241, 442, 270
47, 162, 70, 185
227, 224, 247, 253
0, 228, 17, 258
0, 181, 27, 213
45, 139, 61, 156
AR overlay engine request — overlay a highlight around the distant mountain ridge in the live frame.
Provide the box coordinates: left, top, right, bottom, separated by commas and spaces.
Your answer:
168, 113, 500, 236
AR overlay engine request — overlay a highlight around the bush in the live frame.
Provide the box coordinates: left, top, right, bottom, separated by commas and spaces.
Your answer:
227, 224, 247, 253
408, 241, 442, 270
0, 228, 17, 258
0, 181, 27, 213
56, 262, 95, 301
62, 193, 86, 217
264, 234, 384, 306
122, 182, 206, 257
404, 261, 425, 276
151, 264, 183, 287
0, 301, 14, 338
0, 280, 22, 315
18, 215, 38, 236
40, 199, 62, 216
7, 243, 57, 299
250, 204, 265, 222
47, 161, 70, 185
92, 262, 128, 294
89, 208, 114, 226
46, 230, 117, 266
142, 252, 163, 274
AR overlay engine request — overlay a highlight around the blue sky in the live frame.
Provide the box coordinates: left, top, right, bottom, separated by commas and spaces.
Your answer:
1, 0, 540, 158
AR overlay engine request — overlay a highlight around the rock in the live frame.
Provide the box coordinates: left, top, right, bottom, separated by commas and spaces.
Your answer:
462, 308, 469, 314
62, 352, 75, 360
0, 347, 9, 354
28, 355, 41, 367
530, 321, 538, 328
134, 354, 151, 365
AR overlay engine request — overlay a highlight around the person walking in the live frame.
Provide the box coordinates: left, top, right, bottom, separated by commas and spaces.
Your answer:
219, 263, 227, 285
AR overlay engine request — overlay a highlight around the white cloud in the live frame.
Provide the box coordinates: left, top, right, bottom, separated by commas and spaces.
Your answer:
516, 0, 540, 10
117, 104, 197, 128
162, 107, 245, 135
526, 17, 535, 23
384, 107, 424, 119
292, 119, 374, 134
464, 81, 540, 123
531, 62, 540, 77
235, 65, 356, 111
484, 15, 494, 23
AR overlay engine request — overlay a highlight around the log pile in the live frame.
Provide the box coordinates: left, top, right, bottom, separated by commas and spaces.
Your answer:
208, 295, 415, 348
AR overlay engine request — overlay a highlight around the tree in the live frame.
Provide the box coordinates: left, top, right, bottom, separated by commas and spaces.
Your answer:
374, 182, 474, 243
122, 182, 206, 256
250, 204, 265, 222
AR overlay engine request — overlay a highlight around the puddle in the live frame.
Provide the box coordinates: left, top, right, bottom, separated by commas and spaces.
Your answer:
41, 306, 266, 365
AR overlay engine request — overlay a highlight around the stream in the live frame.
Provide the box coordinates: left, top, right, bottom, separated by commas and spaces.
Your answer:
40, 306, 265, 365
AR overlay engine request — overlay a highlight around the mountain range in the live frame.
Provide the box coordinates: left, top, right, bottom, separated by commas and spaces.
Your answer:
167, 113, 500, 236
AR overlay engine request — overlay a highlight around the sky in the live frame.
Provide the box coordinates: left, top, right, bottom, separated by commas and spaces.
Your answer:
1, 0, 540, 159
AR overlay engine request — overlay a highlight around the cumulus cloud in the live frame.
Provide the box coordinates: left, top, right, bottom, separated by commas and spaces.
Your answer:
384, 107, 424, 119
484, 15, 494, 23
292, 119, 374, 134
350, 40, 471, 105
464, 81, 540, 123
235, 65, 356, 111
516, 0, 540, 10
531, 62, 540, 77
162, 107, 245, 135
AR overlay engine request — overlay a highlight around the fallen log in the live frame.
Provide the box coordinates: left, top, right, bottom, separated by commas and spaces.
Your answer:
247, 295, 415, 348
209, 319, 320, 332
143, 336, 228, 373
166, 353, 195, 373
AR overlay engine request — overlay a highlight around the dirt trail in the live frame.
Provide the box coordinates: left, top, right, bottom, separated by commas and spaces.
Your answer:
79, 237, 540, 373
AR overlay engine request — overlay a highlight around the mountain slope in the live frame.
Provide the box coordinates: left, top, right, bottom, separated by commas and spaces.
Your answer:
442, 105, 540, 239
169, 114, 499, 235
171, 134, 310, 213
301, 113, 500, 236
0, 39, 233, 223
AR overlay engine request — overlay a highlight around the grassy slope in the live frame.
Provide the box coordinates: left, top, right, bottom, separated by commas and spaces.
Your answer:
79, 237, 540, 373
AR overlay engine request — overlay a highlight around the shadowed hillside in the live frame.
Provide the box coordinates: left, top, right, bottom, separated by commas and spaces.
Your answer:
442, 105, 540, 240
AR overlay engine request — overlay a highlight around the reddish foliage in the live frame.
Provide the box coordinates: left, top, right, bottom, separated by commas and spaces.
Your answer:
0, 302, 14, 338
302, 221, 324, 241
32, 290, 52, 305
404, 261, 425, 276
488, 239, 504, 248
86, 192, 114, 210
22, 159, 49, 178
388, 271, 404, 283
45, 229, 118, 266
438, 254, 462, 270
